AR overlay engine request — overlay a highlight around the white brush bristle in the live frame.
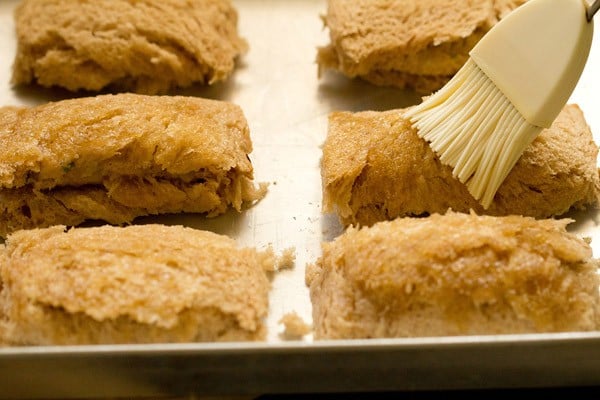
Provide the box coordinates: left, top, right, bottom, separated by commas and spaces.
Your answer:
405, 59, 542, 209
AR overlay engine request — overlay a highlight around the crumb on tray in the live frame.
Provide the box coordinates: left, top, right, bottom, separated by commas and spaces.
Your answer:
276, 247, 296, 270
279, 311, 312, 339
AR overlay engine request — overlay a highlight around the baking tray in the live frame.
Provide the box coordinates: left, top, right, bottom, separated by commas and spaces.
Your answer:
1, 0, 600, 397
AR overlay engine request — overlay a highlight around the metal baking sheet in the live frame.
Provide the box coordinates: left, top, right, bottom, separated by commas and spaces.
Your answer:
1, 0, 600, 397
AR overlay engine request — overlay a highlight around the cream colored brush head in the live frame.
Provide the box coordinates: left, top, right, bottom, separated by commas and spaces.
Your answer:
406, 0, 594, 208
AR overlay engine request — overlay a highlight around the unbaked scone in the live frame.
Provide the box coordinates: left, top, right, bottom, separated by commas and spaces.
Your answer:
307, 212, 600, 339
11, 0, 247, 94
0, 93, 266, 237
321, 104, 600, 227
0, 224, 274, 345
317, 0, 527, 93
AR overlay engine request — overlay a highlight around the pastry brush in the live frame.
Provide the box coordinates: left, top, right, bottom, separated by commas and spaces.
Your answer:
405, 0, 597, 208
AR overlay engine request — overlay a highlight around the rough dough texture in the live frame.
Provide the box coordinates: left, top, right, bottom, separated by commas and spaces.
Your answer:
0, 224, 274, 345
322, 104, 600, 227
0, 93, 266, 237
308, 212, 600, 339
317, 0, 527, 93
12, 0, 247, 94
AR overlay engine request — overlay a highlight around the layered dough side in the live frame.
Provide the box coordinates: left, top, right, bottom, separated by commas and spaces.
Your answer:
0, 93, 266, 237
0, 224, 275, 345
308, 212, 600, 339
11, 0, 247, 94
317, 0, 527, 93
322, 104, 600, 226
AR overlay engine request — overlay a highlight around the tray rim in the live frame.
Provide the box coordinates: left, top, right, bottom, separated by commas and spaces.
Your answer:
3, 330, 600, 356
3, 332, 600, 397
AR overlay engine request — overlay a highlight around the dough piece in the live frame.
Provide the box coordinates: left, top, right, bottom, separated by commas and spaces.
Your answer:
0, 224, 274, 345
0, 93, 266, 237
317, 0, 527, 93
308, 212, 600, 339
321, 104, 600, 227
12, 0, 247, 94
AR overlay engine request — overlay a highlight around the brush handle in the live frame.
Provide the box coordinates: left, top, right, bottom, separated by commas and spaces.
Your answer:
587, 0, 600, 21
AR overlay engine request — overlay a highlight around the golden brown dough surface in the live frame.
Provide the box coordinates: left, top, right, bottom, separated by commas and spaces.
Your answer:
12, 0, 247, 94
317, 0, 527, 93
308, 212, 600, 339
0, 224, 274, 345
0, 94, 265, 237
322, 104, 600, 227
